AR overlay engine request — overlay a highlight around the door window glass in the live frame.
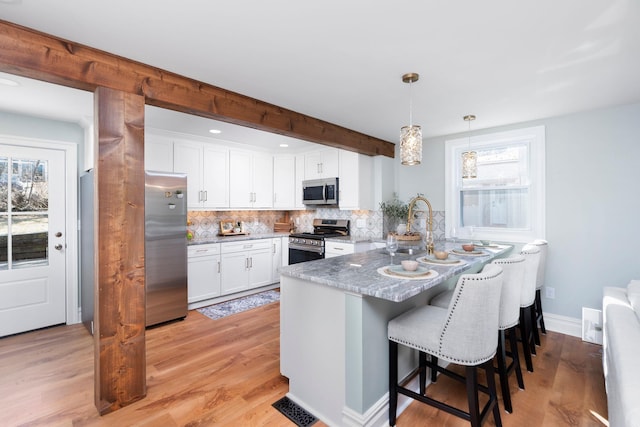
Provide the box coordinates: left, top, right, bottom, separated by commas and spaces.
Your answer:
0, 156, 50, 269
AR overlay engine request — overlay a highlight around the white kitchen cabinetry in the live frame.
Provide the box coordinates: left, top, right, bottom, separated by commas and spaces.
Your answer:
273, 155, 296, 208
187, 244, 221, 303
173, 140, 229, 209
338, 150, 374, 210
324, 240, 371, 258
220, 240, 273, 295
229, 150, 274, 208
304, 147, 339, 179
144, 133, 174, 172
271, 237, 283, 282
294, 155, 305, 208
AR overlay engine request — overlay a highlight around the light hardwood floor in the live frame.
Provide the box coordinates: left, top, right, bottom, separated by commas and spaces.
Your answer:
0, 300, 608, 426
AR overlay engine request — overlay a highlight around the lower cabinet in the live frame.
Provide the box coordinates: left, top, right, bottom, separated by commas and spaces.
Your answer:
187, 244, 221, 303
220, 239, 273, 295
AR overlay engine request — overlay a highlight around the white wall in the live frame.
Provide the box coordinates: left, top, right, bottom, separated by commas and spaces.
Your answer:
396, 102, 640, 319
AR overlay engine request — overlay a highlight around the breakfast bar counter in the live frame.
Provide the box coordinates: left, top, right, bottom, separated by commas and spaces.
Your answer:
279, 242, 512, 427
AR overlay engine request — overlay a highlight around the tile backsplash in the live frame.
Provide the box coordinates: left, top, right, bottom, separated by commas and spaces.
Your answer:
187, 208, 446, 241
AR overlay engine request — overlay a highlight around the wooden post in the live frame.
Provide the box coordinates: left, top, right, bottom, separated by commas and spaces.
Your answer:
93, 87, 146, 415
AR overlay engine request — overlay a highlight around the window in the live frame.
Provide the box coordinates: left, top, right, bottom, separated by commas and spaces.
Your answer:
445, 126, 545, 243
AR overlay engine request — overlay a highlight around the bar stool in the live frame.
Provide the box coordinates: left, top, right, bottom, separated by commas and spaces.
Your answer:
518, 244, 541, 372
529, 239, 548, 346
388, 264, 504, 427
430, 256, 526, 413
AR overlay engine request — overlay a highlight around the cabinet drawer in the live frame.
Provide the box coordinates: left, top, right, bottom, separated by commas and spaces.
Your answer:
325, 241, 355, 254
188, 243, 220, 257
221, 239, 272, 254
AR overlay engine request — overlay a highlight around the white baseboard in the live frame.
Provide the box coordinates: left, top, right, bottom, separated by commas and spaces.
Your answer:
543, 312, 582, 339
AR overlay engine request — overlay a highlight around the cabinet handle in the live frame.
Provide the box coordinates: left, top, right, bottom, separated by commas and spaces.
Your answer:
334, 247, 344, 251
203, 190, 208, 202
250, 257, 253, 268
217, 261, 220, 273
245, 258, 249, 269
273, 243, 276, 253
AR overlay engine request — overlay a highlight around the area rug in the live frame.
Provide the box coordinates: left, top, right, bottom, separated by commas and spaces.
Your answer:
272, 396, 318, 427
197, 290, 280, 320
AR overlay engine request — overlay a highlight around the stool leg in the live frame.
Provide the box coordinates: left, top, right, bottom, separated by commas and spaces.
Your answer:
431, 355, 438, 383
389, 340, 398, 426
419, 351, 427, 395
536, 289, 547, 334
531, 300, 541, 346
484, 360, 503, 427
508, 326, 525, 390
519, 307, 534, 372
465, 365, 481, 427
496, 330, 513, 413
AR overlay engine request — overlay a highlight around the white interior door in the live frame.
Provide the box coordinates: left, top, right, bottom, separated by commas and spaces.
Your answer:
0, 144, 66, 337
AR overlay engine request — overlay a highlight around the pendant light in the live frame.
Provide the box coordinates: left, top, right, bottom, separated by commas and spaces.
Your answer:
400, 73, 422, 165
461, 114, 477, 178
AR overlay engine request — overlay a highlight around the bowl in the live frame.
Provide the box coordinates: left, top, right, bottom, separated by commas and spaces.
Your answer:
462, 243, 475, 252
401, 260, 419, 271
481, 240, 491, 246
433, 250, 449, 260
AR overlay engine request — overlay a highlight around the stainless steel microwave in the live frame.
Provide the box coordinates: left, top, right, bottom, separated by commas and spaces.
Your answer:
302, 177, 339, 206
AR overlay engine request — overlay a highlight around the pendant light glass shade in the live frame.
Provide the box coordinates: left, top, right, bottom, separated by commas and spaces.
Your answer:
400, 73, 422, 165
400, 125, 422, 165
461, 115, 477, 178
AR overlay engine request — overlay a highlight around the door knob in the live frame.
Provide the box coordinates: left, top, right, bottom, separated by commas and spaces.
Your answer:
55, 232, 62, 237
54, 244, 63, 250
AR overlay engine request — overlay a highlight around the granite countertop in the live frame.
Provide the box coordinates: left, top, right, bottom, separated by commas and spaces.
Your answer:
324, 235, 379, 244
280, 242, 513, 302
188, 232, 291, 245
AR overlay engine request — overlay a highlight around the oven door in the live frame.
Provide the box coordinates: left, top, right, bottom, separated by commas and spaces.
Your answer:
288, 246, 324, 265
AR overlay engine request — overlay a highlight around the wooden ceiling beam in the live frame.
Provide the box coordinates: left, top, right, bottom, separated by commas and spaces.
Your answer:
0, 20, 395, 158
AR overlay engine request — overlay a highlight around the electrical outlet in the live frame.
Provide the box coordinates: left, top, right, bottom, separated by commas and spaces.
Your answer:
545, 286, 555, 299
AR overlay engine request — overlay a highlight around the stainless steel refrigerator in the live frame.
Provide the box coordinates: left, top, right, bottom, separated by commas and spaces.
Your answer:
144, 171, 188, 327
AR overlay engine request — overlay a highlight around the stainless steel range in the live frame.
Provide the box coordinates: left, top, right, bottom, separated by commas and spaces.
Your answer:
288, 219, 350, 264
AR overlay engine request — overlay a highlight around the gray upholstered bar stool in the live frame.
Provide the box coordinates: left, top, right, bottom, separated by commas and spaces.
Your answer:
388, 264, 504, 427
518, 244, 541, 372
430, 255, 526, 413
529, 239, 548, 346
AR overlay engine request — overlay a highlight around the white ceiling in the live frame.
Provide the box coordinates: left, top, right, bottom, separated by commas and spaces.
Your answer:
1, 0, 640, 149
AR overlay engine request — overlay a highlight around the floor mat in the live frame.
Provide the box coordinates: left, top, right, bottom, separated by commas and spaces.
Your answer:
272, 396, 318, 427
196, 290, 279, 320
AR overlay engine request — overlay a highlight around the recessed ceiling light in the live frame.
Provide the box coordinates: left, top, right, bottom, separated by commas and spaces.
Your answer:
279, 143, 289, 148
0, 77, 19, 87
209, 129, 221, 134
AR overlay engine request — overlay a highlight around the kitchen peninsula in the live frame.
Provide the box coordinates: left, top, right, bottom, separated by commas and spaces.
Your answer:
279, 242, 512, 426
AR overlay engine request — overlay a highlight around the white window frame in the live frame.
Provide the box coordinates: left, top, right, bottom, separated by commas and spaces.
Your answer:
445, 125, 545, 243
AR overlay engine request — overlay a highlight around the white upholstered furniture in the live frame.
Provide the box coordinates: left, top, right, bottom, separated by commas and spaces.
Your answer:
602, 280, 640, 427
388, 264, 504, 427
518, 244, 540, 372
529, 239, 548, 345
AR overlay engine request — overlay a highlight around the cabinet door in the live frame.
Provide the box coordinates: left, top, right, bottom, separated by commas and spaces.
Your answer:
294, 155, 305, 208
174, 140, 204, 208
229, 150, 253, 207
252, 153, 274, 208
320, 148, 339, 177
271, 238, 283, 282
187, 255, 220, 303
220, 251, 249, 295
248, 247, 273, 289
273, 155, 295, 208
145, 135, 174, 172
202, 145, 229, 208
304, 151, 323, 179
338, 149, 373, 210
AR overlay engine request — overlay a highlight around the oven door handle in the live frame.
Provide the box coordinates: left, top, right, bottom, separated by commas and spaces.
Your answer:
289, 243, 324, 254
323, 184, 327, 202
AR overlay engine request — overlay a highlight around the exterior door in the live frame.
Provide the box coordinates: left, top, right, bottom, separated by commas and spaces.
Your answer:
0, 144, 66, 337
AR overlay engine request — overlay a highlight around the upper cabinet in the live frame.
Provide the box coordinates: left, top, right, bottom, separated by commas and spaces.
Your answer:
174, 140, 229, 209
338, 150, 374, 211
304, 147, 339, 179
145, 132, 174, 172
273, 155, 296, 208
229, 150, 273, 208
